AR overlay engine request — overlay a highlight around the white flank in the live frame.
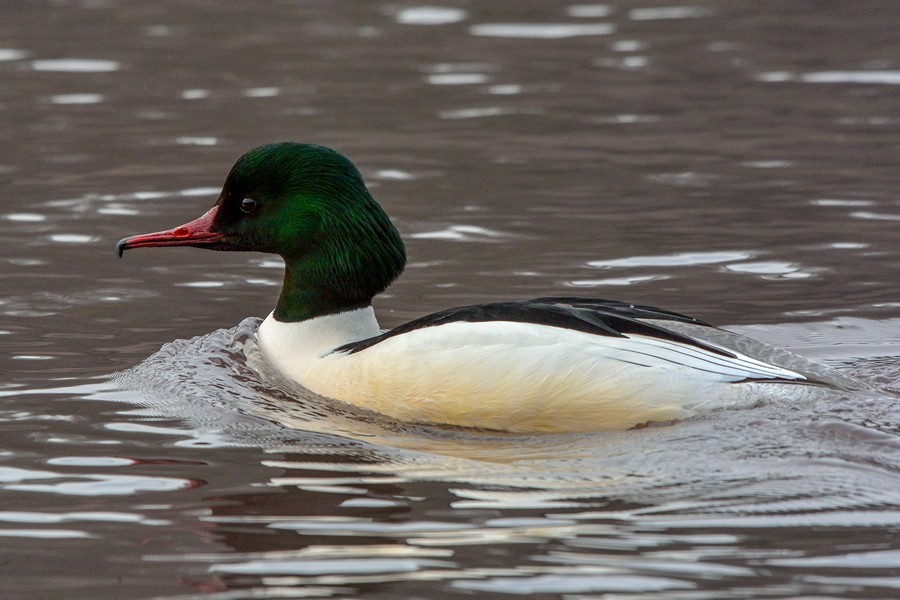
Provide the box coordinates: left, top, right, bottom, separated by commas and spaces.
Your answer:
257, 311, 806, 433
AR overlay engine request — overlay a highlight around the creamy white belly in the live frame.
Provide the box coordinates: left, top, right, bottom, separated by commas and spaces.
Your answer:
258, 312, 804, 433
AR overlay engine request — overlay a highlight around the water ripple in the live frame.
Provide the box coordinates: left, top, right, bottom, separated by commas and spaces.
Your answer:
0, 49, 28, 61
470, 23, 615, 39
31, 59, 120, 72
410, 224, 511, 241
629, 7, 710, 20
588, 251, 754, 269
396, 7, 467, 25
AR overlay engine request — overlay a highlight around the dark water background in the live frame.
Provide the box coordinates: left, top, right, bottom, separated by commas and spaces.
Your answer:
1, 2, 899, 598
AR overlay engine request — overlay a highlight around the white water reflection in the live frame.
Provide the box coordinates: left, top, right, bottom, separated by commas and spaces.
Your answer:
648, 171, 719, 186
371, 169, 414, 181
49, 93, 104, 105
8, 477, 190, 495
837, 115, 900, 126
181, 89, 209, 99
0, 49, 28, 61
470, 23, 615, 39
31, 59, 120, 72
812, 199, 875, 207
724, 261, 816, 279
567, 5, 613, 18
759, 71, 900, 85
439, 107, 518, 119
611, 40, 646, 52
454, 573, 694, 594
487, 84, 522, 95
756, 71, 794, 83
1, 465, 192, 496
97, 205, 140, 216
595, 55, 649, 69
570, 274, 669, 287
244, 87, 280, 97
629, 6, 710, 20
851, 211, 900, 222
427, 61, 498, 74
5, 213, 46, 222
175, 136, 218, 146
802, 71, 900, 85
0, 529, 94, 539
427, 73, 489, 85
47, 456, 134, 467
176, 281, 225, 288
179, 187, 220, 197
395, 7, 467, 25
212, 557, 450, 575
410, 224, 510, 241
741, 160, 792, 168
49, 234, 97, 243
588, 250, 754, 269
44, 188, 217, 215
590, 113, 660, 124
0, 510, 161, 524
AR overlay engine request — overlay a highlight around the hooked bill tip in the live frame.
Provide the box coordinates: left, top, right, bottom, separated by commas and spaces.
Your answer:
115, 238, 128, 258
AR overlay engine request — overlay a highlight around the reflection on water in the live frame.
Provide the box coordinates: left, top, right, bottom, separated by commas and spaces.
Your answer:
759, 70, 900, 85
1, 0, 899, 598
6, 315, 897, 596
30, 59, 121, 73
84, 315, 897, 596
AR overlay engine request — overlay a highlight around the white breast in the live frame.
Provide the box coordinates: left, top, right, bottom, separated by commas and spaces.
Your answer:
257, 312, 807, 433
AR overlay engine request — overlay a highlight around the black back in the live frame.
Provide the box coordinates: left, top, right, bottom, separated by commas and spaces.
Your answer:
335, 297, 736, 359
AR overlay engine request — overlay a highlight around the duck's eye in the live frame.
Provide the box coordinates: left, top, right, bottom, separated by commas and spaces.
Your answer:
240, 198, 258, 214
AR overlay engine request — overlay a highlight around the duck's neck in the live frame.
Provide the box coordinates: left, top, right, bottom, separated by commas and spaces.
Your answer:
273, 259, 373, 322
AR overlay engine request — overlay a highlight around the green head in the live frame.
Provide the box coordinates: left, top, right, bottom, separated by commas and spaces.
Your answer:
118, 143, 407, 322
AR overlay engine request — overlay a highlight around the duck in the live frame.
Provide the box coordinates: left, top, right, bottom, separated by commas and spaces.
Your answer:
117, 142, 824, 433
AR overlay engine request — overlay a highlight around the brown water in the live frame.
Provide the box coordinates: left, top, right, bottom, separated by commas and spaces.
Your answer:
2, 2, 899, 598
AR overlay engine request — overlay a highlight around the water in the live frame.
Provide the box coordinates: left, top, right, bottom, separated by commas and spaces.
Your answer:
1, 1, 899, 598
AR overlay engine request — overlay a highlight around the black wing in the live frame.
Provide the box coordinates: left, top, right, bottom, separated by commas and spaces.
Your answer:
336, 297, 736, 359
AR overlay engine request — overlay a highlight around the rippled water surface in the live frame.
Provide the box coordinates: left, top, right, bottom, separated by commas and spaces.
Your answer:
1, 2, 899, 598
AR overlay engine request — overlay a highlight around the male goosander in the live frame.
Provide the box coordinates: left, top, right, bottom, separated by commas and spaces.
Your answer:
118, 142, 821, 433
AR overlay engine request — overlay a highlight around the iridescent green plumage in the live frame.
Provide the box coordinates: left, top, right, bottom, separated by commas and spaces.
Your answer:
213, 143, 407, 322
